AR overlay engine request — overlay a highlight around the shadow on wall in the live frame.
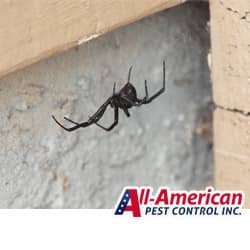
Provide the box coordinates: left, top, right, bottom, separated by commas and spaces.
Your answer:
0, 2, 212, 208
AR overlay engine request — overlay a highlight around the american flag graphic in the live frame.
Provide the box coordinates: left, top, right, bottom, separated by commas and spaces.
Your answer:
114, 189, 130, 215
114, 188, 142, 217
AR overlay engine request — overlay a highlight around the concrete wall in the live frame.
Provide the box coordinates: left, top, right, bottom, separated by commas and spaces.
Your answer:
0, 2, 211, 208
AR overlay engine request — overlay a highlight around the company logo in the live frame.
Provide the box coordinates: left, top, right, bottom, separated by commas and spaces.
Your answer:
114, 186, 245, 217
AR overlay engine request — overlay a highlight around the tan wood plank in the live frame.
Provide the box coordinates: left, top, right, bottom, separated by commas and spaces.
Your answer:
211, 0, 250, 207
0, 0, 183, 78
210, 0, 250, 112
214, 109, 250, 208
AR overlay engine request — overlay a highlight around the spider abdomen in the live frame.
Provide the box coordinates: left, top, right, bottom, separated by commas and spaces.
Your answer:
118, 83, 137, 108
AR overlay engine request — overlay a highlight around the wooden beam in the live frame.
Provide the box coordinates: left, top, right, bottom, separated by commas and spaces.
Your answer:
0, 0, 184, 78
214, 109, 250, 208
210, 0, 250, 111
211, 0, 250, 207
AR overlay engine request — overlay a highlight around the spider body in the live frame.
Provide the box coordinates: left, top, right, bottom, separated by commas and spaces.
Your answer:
114, 83, 137, 109
52, 61, 166, 132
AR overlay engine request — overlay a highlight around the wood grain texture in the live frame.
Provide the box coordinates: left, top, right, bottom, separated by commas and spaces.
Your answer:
0, 0, 184, 78
210, 0, 250, 112
214, 109, 250, 208
211, 0, 250, 207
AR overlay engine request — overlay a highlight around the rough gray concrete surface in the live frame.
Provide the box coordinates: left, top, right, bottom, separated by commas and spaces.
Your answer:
0, 2, 212, 208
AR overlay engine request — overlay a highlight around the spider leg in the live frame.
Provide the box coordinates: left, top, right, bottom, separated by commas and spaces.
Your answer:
52, 97, 112, 132
144, 79, 149, 98
63, 116, 80, 125
113, 82, 116, 95
142, 60, 166, 104
52, 115, 91, 132
123, 108, 130, 117
95, 106, 119, 131
128, 66, 133, 82
135, 80, 149, 105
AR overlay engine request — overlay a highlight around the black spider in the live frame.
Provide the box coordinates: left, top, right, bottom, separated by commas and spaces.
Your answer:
52, 61, 166, 132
